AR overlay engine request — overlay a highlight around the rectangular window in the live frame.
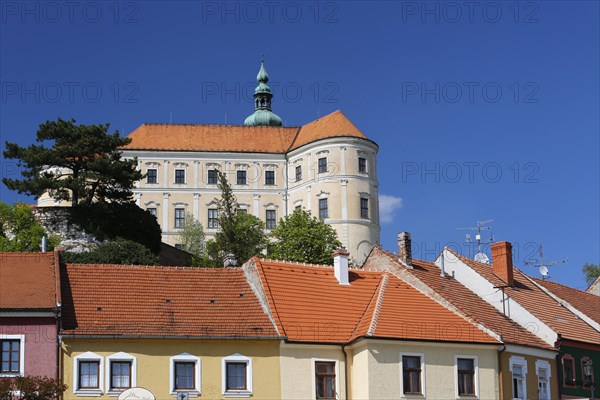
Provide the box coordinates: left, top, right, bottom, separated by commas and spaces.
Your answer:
237, 170, 247, 185
175, 169, 186, 184
110, 361, 131, 390
563, 356, 575, 386
512, 365, 525, 399
295, 165, 302, 181
358, 157, 367, 173
318, 157, 328, 173
319, 199, 328, 219
538, 367, 549, 400
226, 362, 247, 391
265, 170, 275, 185
79, 361, 100, 389
360, 198, 369, 219
315, 361, 336, 400
0, 340, 20, 374
147, 207, 157, 217
208, 209, 219, 229
457, 358, 475, 396
208, 169, 218, 184
266, 210, 276, 229
174, 208, 185, 229
146, 168, 157, 184
174, 362, 195, 390
582, 358, 594, 388
402, 355, 422, 394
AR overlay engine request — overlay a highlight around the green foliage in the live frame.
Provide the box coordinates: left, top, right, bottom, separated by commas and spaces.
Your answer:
3, 118, 142, 207
583, 263, 600, 285
178, 213, 206, 265
63, 238, 160, 265
0, 376, 66, 400
68, 202, 161, 254
207, 171, 267, 266
0, 202, 60, 252
267, 208, 342, 265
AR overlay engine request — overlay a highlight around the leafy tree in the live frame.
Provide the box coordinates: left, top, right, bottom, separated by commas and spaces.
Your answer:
178, 212, 206, 265
63, 238, 160, 265
206, 171, 267, 266
0, 202, 60, 252
0, 376, 66, 400
583, 263, 600, 285
268, 208, 342, 265
3, 118, 142, 207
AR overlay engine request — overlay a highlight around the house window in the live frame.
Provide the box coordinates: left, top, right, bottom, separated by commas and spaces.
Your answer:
226, 363, 247, 390
170, 353, 200, 396
147, 207, 157, 217
175, 362, 195, 390
73, 352, 104, 395
110, 361, 131, 390
174, 208, 185, 229
360, 198, 369, 219
208, 169, 218, 184
222, 354, 252, 396
146, 168, 157, 184
295, 165, 302, 181
315, 361, 336, 399
562, 355, 575, 387
208, 209, 219, 229
582, 357, 594, 389
402, 355, 422, 395
237, 170, 247, 185
358, 157, 367, 173
509, 356, 528, 400
319, 199, 328, 219
318, 157, 327, 173
174, 244, 183, 250
536, 360, 551, 400
79, 361, 100, 389
457, 358, 475, 396
265, 171, 275, 185
266, 210, 276, 229
0, 339, 20, 374
175, 169, 186, 184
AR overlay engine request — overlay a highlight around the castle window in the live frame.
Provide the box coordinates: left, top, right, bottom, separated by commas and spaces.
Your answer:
318, 158, 328, 174
358, 157, 367, 173
266, 210, 276, 229
208, 209, 219, 229
208, 169, 218, 184
265, 171, 275, 185
319, 199, 328, 219
295, 165, 302, 181
237, 170, 247, 185
146, 168, 157, 184
174, 208, 185, 229
147, 207, 157, 217
175, 169, 186, 184
360, 198, 369, 219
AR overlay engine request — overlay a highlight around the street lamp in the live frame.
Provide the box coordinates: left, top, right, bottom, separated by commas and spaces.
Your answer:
583, 359, 594, 400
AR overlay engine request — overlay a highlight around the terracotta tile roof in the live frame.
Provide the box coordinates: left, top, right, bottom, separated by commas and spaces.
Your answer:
449, 249, 600, 345
531, 277, 600, 325
0, 252, 58, 310
253, 258, 498, 344
60, 263, 279, 338
363, 247, 553, 350
122, 110, 370, 154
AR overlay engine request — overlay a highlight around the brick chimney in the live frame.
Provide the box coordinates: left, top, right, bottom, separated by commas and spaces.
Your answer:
398, 232, 412, 267
491, 241, 514, 286
333, 249, 350, 285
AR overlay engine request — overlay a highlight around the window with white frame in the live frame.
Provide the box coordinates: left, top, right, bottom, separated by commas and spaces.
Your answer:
170, 353, 201, 396
146, 168, 158, 184
207, 169, 218, 184
106, 352, 136, 393
455, 355, 478, 397
535, 360, 551, 400
174, 208, 185, 229
175, 169, 186, 184
208, 208, 219, 229
358, 157, 367, 173
222, 354, 252, 397
0, 335, 24, 377
266, 210, 276, 229
319, 198, 328, 219
509, 355, 527, 400
73, 352, 104, 396
401, 353, 424, 396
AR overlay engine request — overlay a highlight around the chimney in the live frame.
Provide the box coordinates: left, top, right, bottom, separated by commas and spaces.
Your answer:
223, 253, 237, 268
491, 241, 514, 286
333, 249, 350, 285
398, 232, 412, 267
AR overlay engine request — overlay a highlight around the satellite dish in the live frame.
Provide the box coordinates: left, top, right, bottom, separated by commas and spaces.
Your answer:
475, 252, 490, 264
539, 266, 549, 278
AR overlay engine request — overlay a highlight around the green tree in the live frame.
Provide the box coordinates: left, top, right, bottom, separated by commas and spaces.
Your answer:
267, 208, 342, 265
3, 118, 142, 207
583, 263, 600, 285
0, 376, 66, 400
206, 171, 267, 266
63, 238, 160, 265
178, 212, 206, 265
0, 202, 59, 252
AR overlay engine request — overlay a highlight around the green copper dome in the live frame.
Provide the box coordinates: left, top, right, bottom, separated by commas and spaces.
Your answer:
244, 57, 283, 127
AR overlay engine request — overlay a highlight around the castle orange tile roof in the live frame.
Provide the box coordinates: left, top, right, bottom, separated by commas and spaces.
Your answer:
0, 252, 59, 310
122, 110, 370, 153
449, 249, 600, 345
252, 258, 498, 344
61, 263, 280, 338
363, 247, 553, 350
531, 277, 600, 325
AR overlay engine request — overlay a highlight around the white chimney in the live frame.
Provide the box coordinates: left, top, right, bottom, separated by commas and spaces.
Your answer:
333, 249, 350, 285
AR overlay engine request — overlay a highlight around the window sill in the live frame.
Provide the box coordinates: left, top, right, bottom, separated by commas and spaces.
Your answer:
170, 390, 200, 398
74, 390, 103, 397
0, 373, 22, 378
223, 390, 252, 398
401, 393, 425, 399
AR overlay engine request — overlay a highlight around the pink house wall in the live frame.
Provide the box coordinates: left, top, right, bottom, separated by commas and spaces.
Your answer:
0, 317, 57, 379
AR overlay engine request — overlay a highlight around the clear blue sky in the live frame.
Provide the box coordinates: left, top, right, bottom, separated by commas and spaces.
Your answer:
1, 1, 598, 289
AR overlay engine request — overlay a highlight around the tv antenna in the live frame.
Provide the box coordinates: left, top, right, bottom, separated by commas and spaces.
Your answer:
524, 243, 568, 280
457, 219, 494, 263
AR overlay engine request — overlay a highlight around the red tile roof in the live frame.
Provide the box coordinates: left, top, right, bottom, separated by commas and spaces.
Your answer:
531, 277, 600, 325
61, 263, 279, 338
450, 249, 600, 345
252, 258, 498, 344
122, 110, 370, 153
363, 247, 553, 350
0, 252, 59, 310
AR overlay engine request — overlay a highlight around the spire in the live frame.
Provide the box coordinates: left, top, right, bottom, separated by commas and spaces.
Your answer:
244, 56, 283, 126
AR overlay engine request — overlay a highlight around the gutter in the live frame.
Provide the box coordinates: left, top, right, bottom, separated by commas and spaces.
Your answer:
61, 334, 285, 340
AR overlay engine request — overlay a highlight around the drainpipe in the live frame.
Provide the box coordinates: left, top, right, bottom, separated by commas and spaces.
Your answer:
284, 154, 289, 216
497, 343, 506, 400
341, 344, 349, 400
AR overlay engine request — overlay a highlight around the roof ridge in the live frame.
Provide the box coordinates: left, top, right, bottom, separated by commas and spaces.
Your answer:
139, 123, 300, 128
367, 273, 389, 336
286, 126, 303, 152
66, 263, 238, 271
252, 258, 286, 336
348, 272, 387, 341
